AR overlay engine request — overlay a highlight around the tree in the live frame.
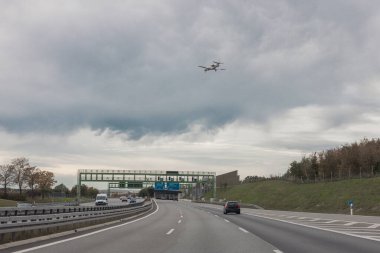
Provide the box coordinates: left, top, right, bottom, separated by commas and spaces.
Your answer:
310, 153, 319, 181
24, 166, 40, 197
284, 138, 380, 181
87, 187, 99, 198
138, 186, 154, 198
12, 157, 30, 196
36, 170, 56, 199
287, 161, 303, 179
53, 183, 70, 195
70, 184, 99, 198
0, 164, 15, 197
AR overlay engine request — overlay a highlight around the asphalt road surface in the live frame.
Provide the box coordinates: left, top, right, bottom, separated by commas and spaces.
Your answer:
80, 197, 144, 207
4, 200, 380, 253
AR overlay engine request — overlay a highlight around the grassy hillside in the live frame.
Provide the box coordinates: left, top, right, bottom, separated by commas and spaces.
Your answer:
215, 177, 380, 216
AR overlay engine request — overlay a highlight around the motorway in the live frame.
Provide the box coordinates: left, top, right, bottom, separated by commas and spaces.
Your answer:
3, 200, 380, 253
80, 197, 144, 207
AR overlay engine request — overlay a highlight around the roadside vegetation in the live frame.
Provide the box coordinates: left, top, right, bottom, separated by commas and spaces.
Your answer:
283, 138, 380, 183
213, 138, 380, 216
216, 177, 380, 216
0, 157, 99, 206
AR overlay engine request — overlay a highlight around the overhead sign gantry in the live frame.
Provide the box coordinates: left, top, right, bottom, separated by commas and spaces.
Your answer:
77, 169, 216, 200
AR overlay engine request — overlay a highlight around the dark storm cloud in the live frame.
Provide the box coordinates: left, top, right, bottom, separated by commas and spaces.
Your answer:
1, 0, 379, 139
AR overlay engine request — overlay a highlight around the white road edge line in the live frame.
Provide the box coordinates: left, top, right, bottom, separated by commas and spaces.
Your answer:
273, 250, 283, 253
178, 220, 182, 224
13, 200, 160, 253
244, 213, 380, 242
224, 219, 230, 223
238, 227, 249, 233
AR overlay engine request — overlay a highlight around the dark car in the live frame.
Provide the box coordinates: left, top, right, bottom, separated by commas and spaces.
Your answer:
223, 201, 240, 214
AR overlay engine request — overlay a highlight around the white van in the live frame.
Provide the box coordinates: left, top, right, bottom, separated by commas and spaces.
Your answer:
95, 193, 108, 206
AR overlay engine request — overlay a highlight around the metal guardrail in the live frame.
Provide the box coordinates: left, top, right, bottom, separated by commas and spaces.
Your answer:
0, 202, 150, 229
0, 202, 143, 217
0, 200, 154, 244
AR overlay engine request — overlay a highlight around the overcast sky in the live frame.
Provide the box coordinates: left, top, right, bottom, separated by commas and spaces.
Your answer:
1, 0, 380, 188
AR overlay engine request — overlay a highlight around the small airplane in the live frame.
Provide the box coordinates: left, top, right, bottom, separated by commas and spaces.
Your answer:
198, 61, 226, 72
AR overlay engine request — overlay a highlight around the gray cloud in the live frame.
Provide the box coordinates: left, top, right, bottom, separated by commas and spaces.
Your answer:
1, 0, 380, 140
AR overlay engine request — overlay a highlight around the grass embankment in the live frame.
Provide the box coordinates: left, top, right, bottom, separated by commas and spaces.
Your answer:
0, 199, 17, 207
216, 177, 380, 216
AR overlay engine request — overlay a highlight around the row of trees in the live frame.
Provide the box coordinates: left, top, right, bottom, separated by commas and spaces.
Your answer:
284, 138, 380, 182
51, 183, 99, 199
0, 157, 56, 199
72, 184, 99, 198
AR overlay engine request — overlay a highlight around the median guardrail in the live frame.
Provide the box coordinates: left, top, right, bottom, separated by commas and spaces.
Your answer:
0, 201, 143, 217
0, 200, 154, 244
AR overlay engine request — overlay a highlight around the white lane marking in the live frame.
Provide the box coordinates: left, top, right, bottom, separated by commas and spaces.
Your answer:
13, 200, 159, 253
238, 227, 249, 233
273, 250, 283, 253
245, 213, 380, 242
344, 222, 358, 226
180, 215, 183, 218
224, 219, 230, 223
324, 220, 339, 224
178, 220, 182, 224
166, 228, 175, 235
298, 217, 306, 220
214, 214, 219, 217
308, 218, 321, 222
368, 224, 380, 229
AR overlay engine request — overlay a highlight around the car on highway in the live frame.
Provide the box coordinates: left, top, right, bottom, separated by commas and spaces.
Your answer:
95, 193, 108, 206
223, 201, 240, 214
120, 196, 128, 202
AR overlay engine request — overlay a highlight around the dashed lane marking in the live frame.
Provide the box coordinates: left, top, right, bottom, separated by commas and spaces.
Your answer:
166, 229, 175, 235
224, 219, 230, 223
238, 227, 249, 233
273, 250, 283, 253
178, 220, 182, 224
